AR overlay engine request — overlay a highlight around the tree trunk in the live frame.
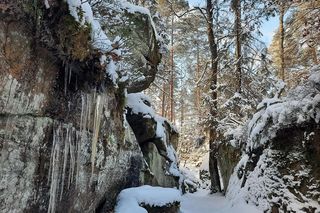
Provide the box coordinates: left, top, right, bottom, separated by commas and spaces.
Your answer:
170, 14, 175, 123
233, 0, 242, 93
206, 0, 221, 193
161, 81, 166, 117
279, 4, 285, 81
180, 96, 184, 129
196, 42, 201, 116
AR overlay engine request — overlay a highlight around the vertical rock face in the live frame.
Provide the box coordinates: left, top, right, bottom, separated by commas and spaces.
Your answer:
0, 17, 138, 213
141, 142, 178, 188
0, 1, 178, 212
0, 0, 180, 212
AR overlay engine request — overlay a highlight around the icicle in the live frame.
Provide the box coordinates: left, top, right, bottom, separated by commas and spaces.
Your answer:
60, 125, 70, 200
67, 127, 72, 188
93, 89, 97, 104
64, 64, 68, 95
75, 76, 78, 91
76, 94, 85, 187
47, 128, 55, 185
80, 93, 85, 133
76, 93, 90, 186
75, 130, 80, 187
48, 124, 62, 213
91, 94, 104, 176
68, 67, 72, 84
91, 94, 100, 175
86, 93, 91, 132
68, 127, 75, 189
47, 113, 89, 212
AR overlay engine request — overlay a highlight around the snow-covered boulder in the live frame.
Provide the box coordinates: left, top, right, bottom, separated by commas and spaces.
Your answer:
115, 185, 181, 213
98, 1, 163, 93
226, 66, 320, 212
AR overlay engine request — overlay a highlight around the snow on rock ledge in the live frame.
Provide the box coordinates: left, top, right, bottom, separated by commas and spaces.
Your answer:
115, 185, 181, 213
126, 93, 178, 136
247, 66, 320, 151
126, 92, 179, 155
64, 0, 119, 85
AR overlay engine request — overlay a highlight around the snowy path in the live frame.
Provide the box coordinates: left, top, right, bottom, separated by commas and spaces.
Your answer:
180, 189, 261, 213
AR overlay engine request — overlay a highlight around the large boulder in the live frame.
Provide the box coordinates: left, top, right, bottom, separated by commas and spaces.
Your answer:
97, 1, 163, 93
225, 69, 320, 212
126, 93, 180, 188
217, 139, 241, 192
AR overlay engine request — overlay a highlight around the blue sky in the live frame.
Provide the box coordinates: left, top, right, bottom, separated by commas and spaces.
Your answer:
187, 0, 279, 46
260, 16, 278, 45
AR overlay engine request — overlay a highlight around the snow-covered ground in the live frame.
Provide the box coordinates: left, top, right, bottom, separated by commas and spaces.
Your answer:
180, 189, 261, 213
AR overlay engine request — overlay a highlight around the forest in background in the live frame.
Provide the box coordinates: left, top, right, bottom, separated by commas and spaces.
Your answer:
119, 0, 320, 193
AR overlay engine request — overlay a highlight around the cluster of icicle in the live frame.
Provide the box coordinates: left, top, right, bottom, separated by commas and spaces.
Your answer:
47, 92, 106, 213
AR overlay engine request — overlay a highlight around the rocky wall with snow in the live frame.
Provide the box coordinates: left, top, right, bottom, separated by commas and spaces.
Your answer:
0, 0, 170, 212
126, 93, 180, 188
225, 67, 320, 212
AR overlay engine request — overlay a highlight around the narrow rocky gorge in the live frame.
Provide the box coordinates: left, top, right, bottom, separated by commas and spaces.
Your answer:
1, 1, 320, 213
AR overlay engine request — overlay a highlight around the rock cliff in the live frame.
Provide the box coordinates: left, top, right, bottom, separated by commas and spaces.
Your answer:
0, 1, 179, 212
222, 68, 320, 212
